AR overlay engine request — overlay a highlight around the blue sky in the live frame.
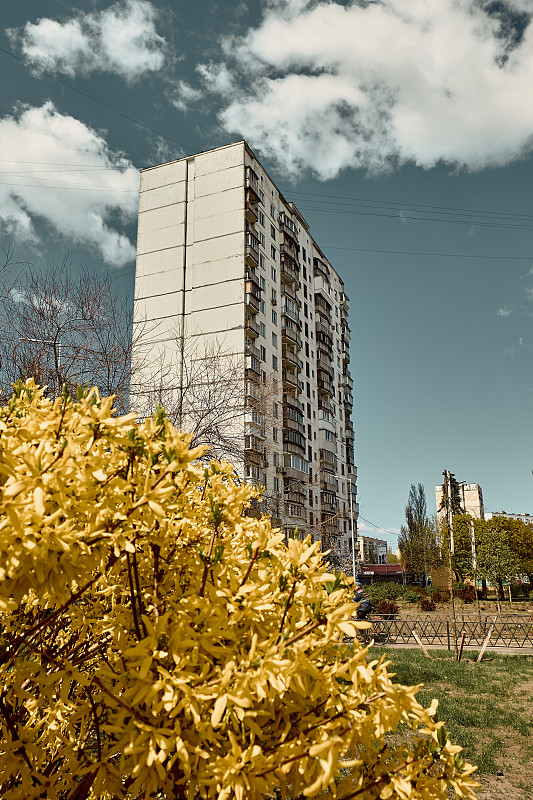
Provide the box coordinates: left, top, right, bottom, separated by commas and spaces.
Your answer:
1, 0, 533, 546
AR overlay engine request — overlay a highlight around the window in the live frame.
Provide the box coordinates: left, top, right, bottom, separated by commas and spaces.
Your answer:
302, 247, 307, 261
304, 302, 308, 319
303, 265, 307, 280
272, 354, 278, 369
259, 299, 265, 314
259, 253, 265, 268
303, 285, 307, 299
259, 232, 265, 246
325, 429, 335, 442
307, 424, 312, 439
271, 203, 276, 218
307, 402, 311, 419
259, 275, 265, 291
304, 322, 308, 337
306, 382, 311, 398
271, 288, 277, 304
258, 210, 265, 225
273, 402, 278, 418
259, 322, 265, 337
272, 332, 277, 347
308, 445, 312, 461
271, 266, 276, 281
274, 476, 279, 492
305, 342, 309, 357
271, 309, 277, 324
260, 345, 266, 361
270, 245, 276, 259
305, 362, 310, 377
273, 427, 278, 442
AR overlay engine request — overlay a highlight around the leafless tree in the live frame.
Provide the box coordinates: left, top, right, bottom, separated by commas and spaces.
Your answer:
0, 257, 145, 412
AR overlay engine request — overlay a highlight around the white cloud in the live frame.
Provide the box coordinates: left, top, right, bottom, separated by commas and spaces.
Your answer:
0, 103, 139, 267
170, 81, 203, 112
497, 306, 512, 316
203, 0, 533, 179
10, 0, 166, 81
525, 287, 533, 298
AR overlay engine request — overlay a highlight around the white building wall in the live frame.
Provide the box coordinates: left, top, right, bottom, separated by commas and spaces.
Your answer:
132, 141, 357, 553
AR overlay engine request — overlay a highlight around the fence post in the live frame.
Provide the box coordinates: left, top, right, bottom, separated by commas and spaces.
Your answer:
447, 620, 451, 652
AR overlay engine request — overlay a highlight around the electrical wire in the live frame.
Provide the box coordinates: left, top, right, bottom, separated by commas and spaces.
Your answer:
0, 43, 193, 153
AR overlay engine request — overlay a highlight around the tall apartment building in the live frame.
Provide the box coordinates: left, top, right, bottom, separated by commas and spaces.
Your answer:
435, 482, 484, 520
133, 141, 357, 554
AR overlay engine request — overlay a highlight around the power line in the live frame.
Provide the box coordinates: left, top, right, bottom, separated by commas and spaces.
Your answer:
289, 189, 533, 223
0, 44, 192, 153
358, 515, 398, 536
296, 202, 533, 231
320, 245, 533, 260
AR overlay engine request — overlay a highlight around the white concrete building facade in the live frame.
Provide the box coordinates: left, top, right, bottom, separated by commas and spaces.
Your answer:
133, 141, 357, 552
435, 482, 484, 520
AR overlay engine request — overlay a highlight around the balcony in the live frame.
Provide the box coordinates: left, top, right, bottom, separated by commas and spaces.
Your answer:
321, 492, 338, 512
245, 192, 259, 225
317, 373, 334, 396
245, 231, 260, 268
245, 340, 261, 361
283, 439, 306, 457
283, 415, 305, 436
282, 369, 299, 390
316, 351, 333, 377
313, 258, 330, 283
280, 240, 299, 262
281, 305, 301, 327
245, 292, 260, 314
281, 283, 301, 307
284, 486, 307, 505
245, 167, 262, 202
339, 291, 349, 312
245, 315, 260, 338
282, 348, 303, 371
280, 253, 300, 286
313, 274, 331, 302
341, 373, 353, 390
279, 217, 298, 245
284, 394, 305, 413
285, 502, 306, 520
315, 293, 332, 316
281, 324, 302, 348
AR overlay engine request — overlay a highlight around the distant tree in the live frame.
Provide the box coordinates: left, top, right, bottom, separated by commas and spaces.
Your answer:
438, 471, 463, 516
399, 484, 441, 580
492, 516, 533, 585
443, 514, 486, 582
476, 522, 521, 600
387, 550, 400, 564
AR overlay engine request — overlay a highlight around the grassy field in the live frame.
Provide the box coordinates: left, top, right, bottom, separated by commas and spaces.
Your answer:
371, 646, 533, 799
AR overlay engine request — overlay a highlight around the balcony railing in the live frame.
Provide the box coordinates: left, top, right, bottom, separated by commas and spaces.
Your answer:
245, 315, 260, 338
282, 348, 303, 371
245, 340, 261, 361
282, 369, 299, 390
281, 325, 302, 348
315, 293, 332, 315
281, 284, 301, 307
280, 253, 300, 286
245, 192, 259, 224
245, 292, 260, 314
245, 168, 262, 202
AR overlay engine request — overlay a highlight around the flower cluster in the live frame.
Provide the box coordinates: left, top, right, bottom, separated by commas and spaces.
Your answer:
0, 381, 478, 799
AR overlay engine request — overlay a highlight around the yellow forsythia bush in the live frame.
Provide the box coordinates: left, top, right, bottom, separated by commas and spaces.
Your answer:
0, 381, 478, 800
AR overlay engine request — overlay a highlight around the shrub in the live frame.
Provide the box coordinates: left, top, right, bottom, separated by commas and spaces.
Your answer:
366, 581, 402, 604
420, 598, 437, 611
0, 381, 478, 800
457, 586, 476, 604
432, 589, 451, 603
403, 589, 421, 603
375, 599, 399, 617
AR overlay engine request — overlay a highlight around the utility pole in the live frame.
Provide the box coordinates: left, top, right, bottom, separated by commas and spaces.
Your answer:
443, 469, 459, 658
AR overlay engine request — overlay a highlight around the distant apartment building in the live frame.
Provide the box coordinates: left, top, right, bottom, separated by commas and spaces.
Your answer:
358, 535, 387, 565
132, 141, 357, 553
485, 510, 533, 524
435, 482, 484, 520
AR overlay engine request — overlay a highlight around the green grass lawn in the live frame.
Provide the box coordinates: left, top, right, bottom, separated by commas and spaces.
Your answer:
371, 647, 533, 794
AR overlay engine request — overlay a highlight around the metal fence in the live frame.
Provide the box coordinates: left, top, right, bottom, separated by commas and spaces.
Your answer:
365, 614, 533, 649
